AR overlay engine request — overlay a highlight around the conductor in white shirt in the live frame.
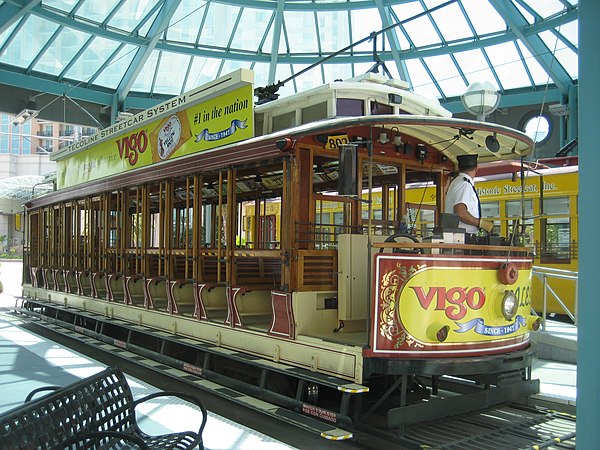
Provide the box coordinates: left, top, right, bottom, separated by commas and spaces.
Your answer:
445, 154, 494, 236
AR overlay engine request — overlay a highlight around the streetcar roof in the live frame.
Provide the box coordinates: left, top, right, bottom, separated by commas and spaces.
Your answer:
277, 114, 533, 164
256, 72, 452, 118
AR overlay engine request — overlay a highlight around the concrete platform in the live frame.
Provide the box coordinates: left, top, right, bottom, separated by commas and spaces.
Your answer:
532, 318, 578, 364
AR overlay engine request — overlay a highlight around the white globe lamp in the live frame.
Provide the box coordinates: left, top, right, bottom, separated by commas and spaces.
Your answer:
461, 81, 501, 122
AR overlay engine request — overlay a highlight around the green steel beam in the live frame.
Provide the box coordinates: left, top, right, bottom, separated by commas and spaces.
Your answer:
0, 0, 40, 35
115, 0, 182, 105
374, 0, 408, 81
268, 0, 285, 85
488, 0, 573, 95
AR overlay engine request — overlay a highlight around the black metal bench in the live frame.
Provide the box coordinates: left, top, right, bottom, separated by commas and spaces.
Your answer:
0, 366, 207, 449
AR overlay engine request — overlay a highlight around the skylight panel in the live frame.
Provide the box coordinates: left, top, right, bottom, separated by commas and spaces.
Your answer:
250, 62, 271, 93
428, 1, 474, 43
401, 14, 441, 48
230, 8, 272, 52
460, 0, 505, 35
453, 48, 496, 86
513, 2, 536, 25
282, 11, 319, 53
0, 22, 18, 49
516, 41, 554, 85
153, 52, 191, 95
349, 8, 383, 53
539, 30, 578, 79
291, 62, 324, 93
274, 64, 295, 97
92, 44, 136, 89
316, 11, 351, 53
404, 59, 441, 100
130, 50, 159, 92
198, 3, 239, 48
323, 63, 354, 84
520, 0, 567, 19
43, 0, 78, 14
108, 0, 162, 34
220, 59, 252, 81
423, 54, 466, 98
0, 16, 59, 68
63, 37, 122, 84
137, 8, 159, 38
185, 57, 222, 90
390, 1, 425, 24
556, 20, 578, 48
34, 27, 89, 76
165, 2, 208, 43
76, 0, 121, 25
484, 42, 531, 89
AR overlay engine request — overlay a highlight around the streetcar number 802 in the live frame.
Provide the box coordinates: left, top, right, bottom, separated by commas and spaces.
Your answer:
325, 134, 350, 150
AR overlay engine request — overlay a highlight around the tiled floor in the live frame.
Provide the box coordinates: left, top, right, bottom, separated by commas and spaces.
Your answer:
0, 306, 296, 450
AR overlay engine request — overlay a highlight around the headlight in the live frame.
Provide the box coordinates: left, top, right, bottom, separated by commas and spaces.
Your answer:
502, 290, 518, 320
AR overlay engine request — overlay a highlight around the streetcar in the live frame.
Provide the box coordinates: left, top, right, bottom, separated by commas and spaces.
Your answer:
21, 69, 540, 438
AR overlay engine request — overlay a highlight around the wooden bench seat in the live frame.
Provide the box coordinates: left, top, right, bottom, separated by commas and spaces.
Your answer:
124, 274, 145, 306
0, 367, 207, 449
106, 273, 125, 302
91, 271, 108, 299
53, 268, 67, 292
65, 269, 78, 294
76, 269, 92, 296
145, 276, 169, 311
169, 278, 196, 316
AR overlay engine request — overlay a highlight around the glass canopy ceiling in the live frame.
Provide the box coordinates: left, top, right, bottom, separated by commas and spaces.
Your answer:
0, 0, 578, 114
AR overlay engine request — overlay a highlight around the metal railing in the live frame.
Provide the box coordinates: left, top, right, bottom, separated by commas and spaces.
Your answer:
531, 265, 578, 330
533, 242, 578, 261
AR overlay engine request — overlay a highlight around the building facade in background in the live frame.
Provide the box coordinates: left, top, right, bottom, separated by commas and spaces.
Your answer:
0, 112, 97, 253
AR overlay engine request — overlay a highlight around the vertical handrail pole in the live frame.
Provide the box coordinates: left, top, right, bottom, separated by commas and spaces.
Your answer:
542, 273, 547, 331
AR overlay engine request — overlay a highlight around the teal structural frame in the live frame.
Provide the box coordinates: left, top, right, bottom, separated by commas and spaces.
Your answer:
577, 0, 600, 447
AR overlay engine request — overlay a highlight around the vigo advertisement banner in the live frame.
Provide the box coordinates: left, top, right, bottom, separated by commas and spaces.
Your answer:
370, 254, 532, 357
56, 83, 253, 189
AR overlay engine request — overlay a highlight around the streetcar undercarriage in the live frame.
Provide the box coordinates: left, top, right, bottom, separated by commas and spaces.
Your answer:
17, 290, 538, 439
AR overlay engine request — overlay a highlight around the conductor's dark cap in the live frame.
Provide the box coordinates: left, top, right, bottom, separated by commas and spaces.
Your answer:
457, 154, 478, 170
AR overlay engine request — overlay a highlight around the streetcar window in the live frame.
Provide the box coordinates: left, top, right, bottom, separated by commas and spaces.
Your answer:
370, 101, 393, 115
302, 102, 327, 124
481, 201, 499, 218
336, 98, 364, 117
255, 113, 264, 136
131, 213, 142, 247
481, 201, 500, 235
541, 218, 571, 262
361, 209, 383, 220
334, 212, 345, 236
150, 212, 160, 248
316, 211, 333, 249
506, 200, 534, 247
506, 199, 533, 218
201, 204, 213, 248
406, 207, 435, 237
543, 197, 569, 216
259, 215, 277, 249
540, 196, 571, 262
272, 111, 296, 132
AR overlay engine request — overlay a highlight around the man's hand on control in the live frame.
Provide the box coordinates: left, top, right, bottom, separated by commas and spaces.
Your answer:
479, 218, 494, 233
